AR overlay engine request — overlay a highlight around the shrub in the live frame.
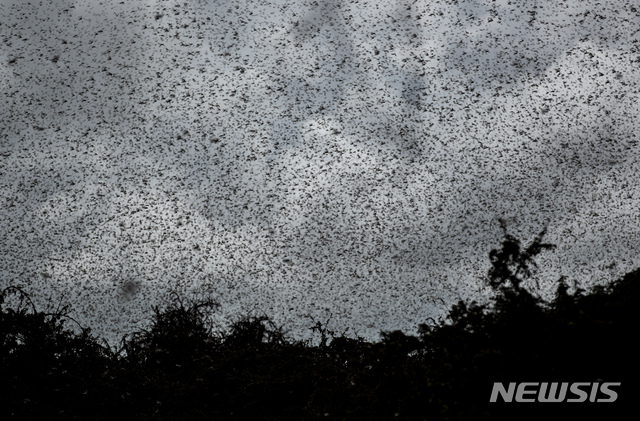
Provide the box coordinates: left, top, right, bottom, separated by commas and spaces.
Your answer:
1, 227, 637, 420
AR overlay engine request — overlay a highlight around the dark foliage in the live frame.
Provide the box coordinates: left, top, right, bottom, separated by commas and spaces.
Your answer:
1, 228, 638, 420
0, 287, 114, 420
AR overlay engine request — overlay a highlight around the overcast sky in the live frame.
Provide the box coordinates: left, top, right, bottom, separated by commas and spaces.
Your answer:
1, 0, 639, 343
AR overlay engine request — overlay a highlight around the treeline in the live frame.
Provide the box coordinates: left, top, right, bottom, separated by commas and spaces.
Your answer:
1, 227, 638, 420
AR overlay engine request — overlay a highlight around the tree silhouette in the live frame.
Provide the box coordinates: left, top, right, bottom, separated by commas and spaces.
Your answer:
487, 219, 556, 296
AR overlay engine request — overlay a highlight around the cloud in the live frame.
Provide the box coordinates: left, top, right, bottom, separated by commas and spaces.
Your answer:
1, 0, 639, 343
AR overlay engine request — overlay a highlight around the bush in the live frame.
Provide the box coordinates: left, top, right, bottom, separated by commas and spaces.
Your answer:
1, 227, 637, 420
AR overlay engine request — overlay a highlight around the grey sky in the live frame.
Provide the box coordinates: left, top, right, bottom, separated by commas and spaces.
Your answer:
1, 0, 639, 343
